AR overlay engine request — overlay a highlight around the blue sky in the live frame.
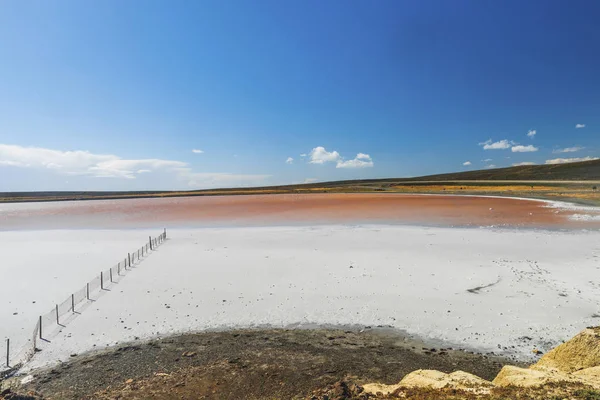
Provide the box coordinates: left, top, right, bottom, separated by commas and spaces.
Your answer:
0, 0, 598, 191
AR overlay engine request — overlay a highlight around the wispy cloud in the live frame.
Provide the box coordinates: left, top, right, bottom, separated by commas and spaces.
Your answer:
552, 146, 584, 154
576, 124, 585, 129
192, 149, 204, 154
303, 178, 318, 184
512, 161, 536, 166
299, 153, 307, 157
511, 145, 538, 153
545, 156, 599, 165
0, 143, 270, 187
462, 161, 471, 166
479, 139, 511, 150
481, 158, 493, 162
484, 164, 497, 169
527, 129, 536, 138
285, 157, 294, 164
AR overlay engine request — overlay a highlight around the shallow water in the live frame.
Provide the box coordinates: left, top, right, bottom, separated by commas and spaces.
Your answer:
1, 193, 600, 230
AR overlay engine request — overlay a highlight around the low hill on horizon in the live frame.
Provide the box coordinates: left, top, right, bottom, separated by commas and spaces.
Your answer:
1, 159, 598, 202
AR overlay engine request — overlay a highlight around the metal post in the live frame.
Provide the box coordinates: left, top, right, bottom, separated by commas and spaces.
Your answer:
39, 316, 42, 339
71, 294, 75, 312
55, 304, 59, 325
6, 338, 9, 367
101, 272, 104, 290
87, 283, 90, 300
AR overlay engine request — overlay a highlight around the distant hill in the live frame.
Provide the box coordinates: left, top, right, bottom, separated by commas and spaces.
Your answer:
1, 159, 598, 202
276, 158, 600, 188
403, 158, 600, 182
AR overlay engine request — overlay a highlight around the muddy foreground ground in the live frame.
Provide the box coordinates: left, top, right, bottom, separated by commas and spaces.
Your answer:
12, 328, 515, 399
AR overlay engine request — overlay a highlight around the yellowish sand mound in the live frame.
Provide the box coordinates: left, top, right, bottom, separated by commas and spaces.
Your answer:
572, 366, 600, 389
492, 365, 579, 387
533, 327, 600, 373
362, 369, 493, 395
363, 326, 600, 395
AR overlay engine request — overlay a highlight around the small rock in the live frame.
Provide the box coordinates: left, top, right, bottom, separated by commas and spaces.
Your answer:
125, 378, 134, 384
182, 351, 196, 357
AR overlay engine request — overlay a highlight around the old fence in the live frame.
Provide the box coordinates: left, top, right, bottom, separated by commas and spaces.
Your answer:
3, 229, 167, 371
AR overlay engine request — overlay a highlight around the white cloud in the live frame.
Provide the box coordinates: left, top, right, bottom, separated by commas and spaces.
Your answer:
336, 153, 374, 169
192, 149, 204, 154
0, 143, 270, 187
463, 161, 472, 166
299, 153, 307, 157
553, 146, 584, 154
303, 178, 318, 184
545, 156, 599, 165
479, 139, 511, 150
512, 162, 536, 166
308, 146, 374, 168
484, 164, 497, 169
308, 146, 341, 164
511, 145, 538, 153
576, 124, 585, 128
482, 158, 493, 162
285, 157, 294, 164
527, 129, 536, 138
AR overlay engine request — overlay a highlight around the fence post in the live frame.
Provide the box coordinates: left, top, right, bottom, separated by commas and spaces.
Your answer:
101, 271, 104, 290
6, 338, 9, 367
56, 304, 59, 325
39, 316, 42, 339
164, 228, 166, 239
124, 258, 127, 270
149, 236, 152, 250
128, 253, 131, 267
71, 294, 75, 313
87, 283, 90, 300
118, 263, 120, 275
110, 268, 113, 283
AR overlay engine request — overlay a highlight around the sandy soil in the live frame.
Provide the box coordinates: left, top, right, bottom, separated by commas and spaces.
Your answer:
19, 328, 514, 400
2, 193, 600, 230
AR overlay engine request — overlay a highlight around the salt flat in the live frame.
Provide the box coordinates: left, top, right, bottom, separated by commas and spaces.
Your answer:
21, 225, 600, 370
0, 229, 161, 366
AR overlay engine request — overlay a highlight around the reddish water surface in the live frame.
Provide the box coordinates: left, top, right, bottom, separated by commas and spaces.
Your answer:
1, 194, 599, 230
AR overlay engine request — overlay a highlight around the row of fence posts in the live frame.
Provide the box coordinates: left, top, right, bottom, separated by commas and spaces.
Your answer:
4, 228, 167, 368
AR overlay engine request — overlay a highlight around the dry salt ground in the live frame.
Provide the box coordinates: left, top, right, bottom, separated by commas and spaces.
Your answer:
0, 229, 162, 369
4, 225, 598, 372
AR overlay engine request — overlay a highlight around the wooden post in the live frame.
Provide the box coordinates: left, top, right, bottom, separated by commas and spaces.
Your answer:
164, 228, 166, 239
71, 294, 75, 312
6, 338, 9, 367
110, 268, 113, 283
118, 263, 120, 275
101, 272, 104, 290
149, 236, 152, 250
86, 283, 90, 300
39, 316, 42, 339
55, 304, 59, 325
124, 258, 127, 270
128, 253, 131, 267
